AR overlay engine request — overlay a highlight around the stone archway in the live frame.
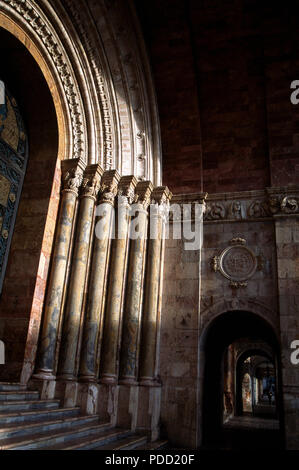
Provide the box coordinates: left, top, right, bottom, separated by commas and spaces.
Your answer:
0, 25, 59, 382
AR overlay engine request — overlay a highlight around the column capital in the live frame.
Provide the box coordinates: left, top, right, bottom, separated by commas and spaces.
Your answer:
61, 158, 86, 195
151, 186, 173, 206
81, 164, 104, 200
134, 181, 154, 209
118, 175, 138, 204
99, 170, 121, 205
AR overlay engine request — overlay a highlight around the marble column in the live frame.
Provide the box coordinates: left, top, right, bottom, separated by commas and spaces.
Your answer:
139, 186, 171, 385
33, 158, 85, 381
119, 181, 153, 384
100, 176, 137, 385
58, 164, 103, 381
79, 170, 120, 383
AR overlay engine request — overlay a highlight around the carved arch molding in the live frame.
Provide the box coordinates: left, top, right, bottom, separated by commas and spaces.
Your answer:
0, 0, 162, 185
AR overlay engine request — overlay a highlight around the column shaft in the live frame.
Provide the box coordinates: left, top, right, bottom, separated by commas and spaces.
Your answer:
34, 159, 85, 380
58, 164, 103, 381
119, 181, 153, 384
79, 170, 120, 382
139, 187, 171, 385
100, 176, 137, 384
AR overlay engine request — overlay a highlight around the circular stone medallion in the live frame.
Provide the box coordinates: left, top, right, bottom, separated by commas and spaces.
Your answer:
219, 245, 257, 282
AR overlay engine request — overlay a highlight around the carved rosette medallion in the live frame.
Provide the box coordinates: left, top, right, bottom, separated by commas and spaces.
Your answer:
212, 238, 258, 288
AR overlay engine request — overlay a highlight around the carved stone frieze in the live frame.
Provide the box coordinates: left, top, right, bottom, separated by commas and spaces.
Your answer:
201, 187, 299, 222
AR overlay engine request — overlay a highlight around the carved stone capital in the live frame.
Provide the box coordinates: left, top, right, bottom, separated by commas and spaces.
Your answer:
81, 164, 103, 199
117, 175, 138, 204
151, 186, 172, 206
134, 181, 154, 209
61, 158, 86, 195
99, 170, 121, 205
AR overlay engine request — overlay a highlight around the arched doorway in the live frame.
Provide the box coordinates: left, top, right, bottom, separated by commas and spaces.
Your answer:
201, 310, 284, 450
235, 349, 278, 419
0, 26, 59, 382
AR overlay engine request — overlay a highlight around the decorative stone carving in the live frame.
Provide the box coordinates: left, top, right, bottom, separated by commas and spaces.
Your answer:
81, 164, 103, 199
247, 200, 269, 218
227, 200, 244, 220
211, 238, 258, 288
1, 0, 86, 160
205, 202, 225, 220
62, 158, 85, 195
134, 181, 154, 209
99, 170, 120, 205
280, 196, 298, 214
118, 175, 138, 204
63, 0, 115, 169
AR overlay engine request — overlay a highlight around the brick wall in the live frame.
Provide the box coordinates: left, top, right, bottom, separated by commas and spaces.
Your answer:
136, 0, 299, 194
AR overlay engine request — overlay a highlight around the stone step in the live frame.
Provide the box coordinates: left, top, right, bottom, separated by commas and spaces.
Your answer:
0, 421, 111, 450
96, 434, 148, 450
137, 440, 168, 450
0, 383, 27, 392
47, 428, 133, 450
0, 399, 60, 413
0, 407, 81, 426
0, 414, 100, 440
0, 391, 40, 401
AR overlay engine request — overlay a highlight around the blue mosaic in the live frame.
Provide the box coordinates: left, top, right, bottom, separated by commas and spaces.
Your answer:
0, 85, 28, 294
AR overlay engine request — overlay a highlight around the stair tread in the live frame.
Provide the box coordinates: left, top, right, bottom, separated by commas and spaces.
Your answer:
97, 435, 147, 450
0, 391, 39, 395
0, 383, 24, 386
0, 421, 110, 449
0, 413, 98, 432
0, 406, 80, 419
0, 399, 60, 408
138, 440, 168, 450
47, 427, 131, 450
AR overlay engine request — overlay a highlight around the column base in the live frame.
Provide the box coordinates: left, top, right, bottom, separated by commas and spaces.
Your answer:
29, 377, 56, 400
77, 383, 100, 415
97, 383, 119, 426
137, 385, 161, 442
55, 380, 79, 408
100, 374, 118, 385
139, 377, 162, 387
32, 369, 56, 381
117, 384, 139, 430
78, 374, 97, 384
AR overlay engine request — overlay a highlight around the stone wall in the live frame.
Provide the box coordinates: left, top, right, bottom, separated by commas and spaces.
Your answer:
274, 215, 299, 449
159, 188, 298, 448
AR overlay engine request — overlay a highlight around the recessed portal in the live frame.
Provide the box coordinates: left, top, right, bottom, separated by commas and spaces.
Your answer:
201, 310, 283, 450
